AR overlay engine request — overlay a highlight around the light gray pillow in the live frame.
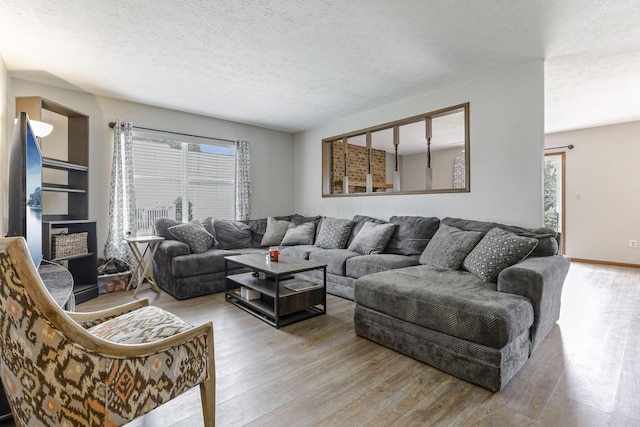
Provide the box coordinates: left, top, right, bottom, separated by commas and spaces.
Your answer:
347, 222, 396, 255
281, 222, 316, 246
315, 217, 353, 249
419, 224, 482, 270
168, 219, 216, 254
463, 227, 538, 282
213, 219, 252, 249
261, 216, 291, 246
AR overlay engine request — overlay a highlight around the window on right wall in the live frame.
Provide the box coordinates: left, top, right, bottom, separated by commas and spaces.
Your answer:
321, 103, 469, 197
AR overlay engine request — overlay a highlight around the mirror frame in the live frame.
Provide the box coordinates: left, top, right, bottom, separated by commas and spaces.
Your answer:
321, 102, 470, 197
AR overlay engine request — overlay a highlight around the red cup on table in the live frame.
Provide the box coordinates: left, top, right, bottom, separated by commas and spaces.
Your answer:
269, 246, 279, 262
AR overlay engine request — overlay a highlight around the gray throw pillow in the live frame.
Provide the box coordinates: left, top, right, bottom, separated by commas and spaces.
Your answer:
261, 216, 291, 246
347, 222, 396, 255
154, 217, 181, 240
168, 219, 216, 254
419, 224, 483, 270
315, 217, 354, 249
213, 219, 252, 249
281, 222, 316, 246
463, 227, 538, 282
385, 216, 441, 255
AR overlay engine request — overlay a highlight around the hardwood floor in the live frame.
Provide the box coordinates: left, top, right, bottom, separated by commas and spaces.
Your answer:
2, 262, 639, 426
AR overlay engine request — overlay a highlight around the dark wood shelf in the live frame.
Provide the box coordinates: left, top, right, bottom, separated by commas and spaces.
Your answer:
42, 157, 88, 172
42, 183, 87, 193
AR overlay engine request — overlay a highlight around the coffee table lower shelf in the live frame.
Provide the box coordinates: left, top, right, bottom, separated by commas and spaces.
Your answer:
225, 291, 325, 328
225, 272, 326, 328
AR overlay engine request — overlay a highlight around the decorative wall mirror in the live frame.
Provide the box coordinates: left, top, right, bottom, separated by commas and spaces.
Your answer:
322, 103, 469, 197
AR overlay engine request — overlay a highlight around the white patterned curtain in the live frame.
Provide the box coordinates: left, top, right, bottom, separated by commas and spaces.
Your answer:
453, 156, 466, 189
104, 120, 137, 263
234, 140, 251, 221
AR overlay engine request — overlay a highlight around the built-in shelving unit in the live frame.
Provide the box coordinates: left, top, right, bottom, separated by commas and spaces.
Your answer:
16, 96, 98, 303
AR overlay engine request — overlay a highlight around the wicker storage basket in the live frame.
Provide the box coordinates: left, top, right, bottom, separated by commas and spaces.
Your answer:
52, 232, 88, 259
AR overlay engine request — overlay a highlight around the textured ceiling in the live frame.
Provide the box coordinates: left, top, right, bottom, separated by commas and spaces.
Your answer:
0, 0, 639, 134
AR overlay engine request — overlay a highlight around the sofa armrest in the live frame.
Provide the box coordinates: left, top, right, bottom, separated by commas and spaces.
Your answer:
155, 240, 190, 260
497, 254, 570, 353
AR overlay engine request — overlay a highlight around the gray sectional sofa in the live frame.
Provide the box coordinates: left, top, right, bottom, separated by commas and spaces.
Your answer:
151, 213, 569, 391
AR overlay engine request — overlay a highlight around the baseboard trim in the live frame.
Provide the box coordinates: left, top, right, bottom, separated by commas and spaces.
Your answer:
570, 258, 640, 269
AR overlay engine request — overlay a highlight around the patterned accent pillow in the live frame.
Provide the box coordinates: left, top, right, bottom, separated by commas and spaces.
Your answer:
419, 224, 483, 270
281, 222, 316, 246
347, 222, 396, 255
261, 216, 291, 246
463, 227, 538, 282
315, 217, 354, 249
168, 220, 216, 254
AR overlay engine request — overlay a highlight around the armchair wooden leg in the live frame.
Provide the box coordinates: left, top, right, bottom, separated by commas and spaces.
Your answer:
200, 374, 215, 426
200, 326, 215, 426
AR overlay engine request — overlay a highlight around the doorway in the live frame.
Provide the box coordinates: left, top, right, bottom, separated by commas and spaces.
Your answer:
544, 152, 565, 253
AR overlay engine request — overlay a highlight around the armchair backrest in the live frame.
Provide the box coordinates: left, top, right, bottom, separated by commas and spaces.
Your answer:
0, 237, 111, 424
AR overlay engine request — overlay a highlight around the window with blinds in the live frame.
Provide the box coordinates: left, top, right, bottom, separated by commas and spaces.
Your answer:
132, 136, 236, 233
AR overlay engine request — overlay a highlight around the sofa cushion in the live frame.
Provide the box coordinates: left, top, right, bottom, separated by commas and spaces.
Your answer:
419, 224, 482, 270
154, 218, 181, 240
281, 222, 316, 246
280, 244, 320, 260
315, 217, 354, 249
309, 249, 360, 276
463, 227, 538, 282
346, 254, 420, 279
172, 248, 242, 277
347, 222, 396, 255
168, 219, 217, 254
385, 216, 440, 256
354, 266, 534, 349
261, 216, 291, 246
442, 217, 559, 257
347, 215, 387, 246
214, 219, 252, 249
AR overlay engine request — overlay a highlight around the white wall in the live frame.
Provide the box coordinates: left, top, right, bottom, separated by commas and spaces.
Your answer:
0, 57, 7, 238
294, 61, 545, 228
7, 78, 295, 255
545, 121, 640, 265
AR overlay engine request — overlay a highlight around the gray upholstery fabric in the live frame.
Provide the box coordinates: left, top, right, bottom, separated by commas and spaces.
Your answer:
171, 248, 242, 277
154, 217, 181, 240
346, 254, 420, 279
297, 270, 355, 300
261, 216, 291, 246
347, 215, 387, 246
354, 266, 534, 349
498, 254, 570, 352
214, 219, 252, 249
168, 219, 217, 254
279, 244, 320, 260
281, 222, 316, 246
315, 217, 354, 249
354, 305, 531, 391
419, 224, 482, 270
308, 249, 360, 276
463, 227, 538, 282
347, 222, 396, 255
442, 217, 559, 257
242, 216, 291, 247
385, 216, 440, 256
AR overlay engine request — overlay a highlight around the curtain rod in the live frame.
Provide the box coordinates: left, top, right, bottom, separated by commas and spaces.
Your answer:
108, 121, 235, 144
545, 144, 574, 151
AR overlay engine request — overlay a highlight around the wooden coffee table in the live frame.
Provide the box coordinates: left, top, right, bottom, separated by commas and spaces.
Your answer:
225, 254, 327, 328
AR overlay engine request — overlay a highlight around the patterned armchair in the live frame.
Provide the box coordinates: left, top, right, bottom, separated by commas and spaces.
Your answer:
0, 237, 215, 426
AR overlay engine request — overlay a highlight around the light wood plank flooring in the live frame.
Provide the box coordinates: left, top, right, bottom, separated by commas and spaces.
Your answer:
2, 262, 639, 426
